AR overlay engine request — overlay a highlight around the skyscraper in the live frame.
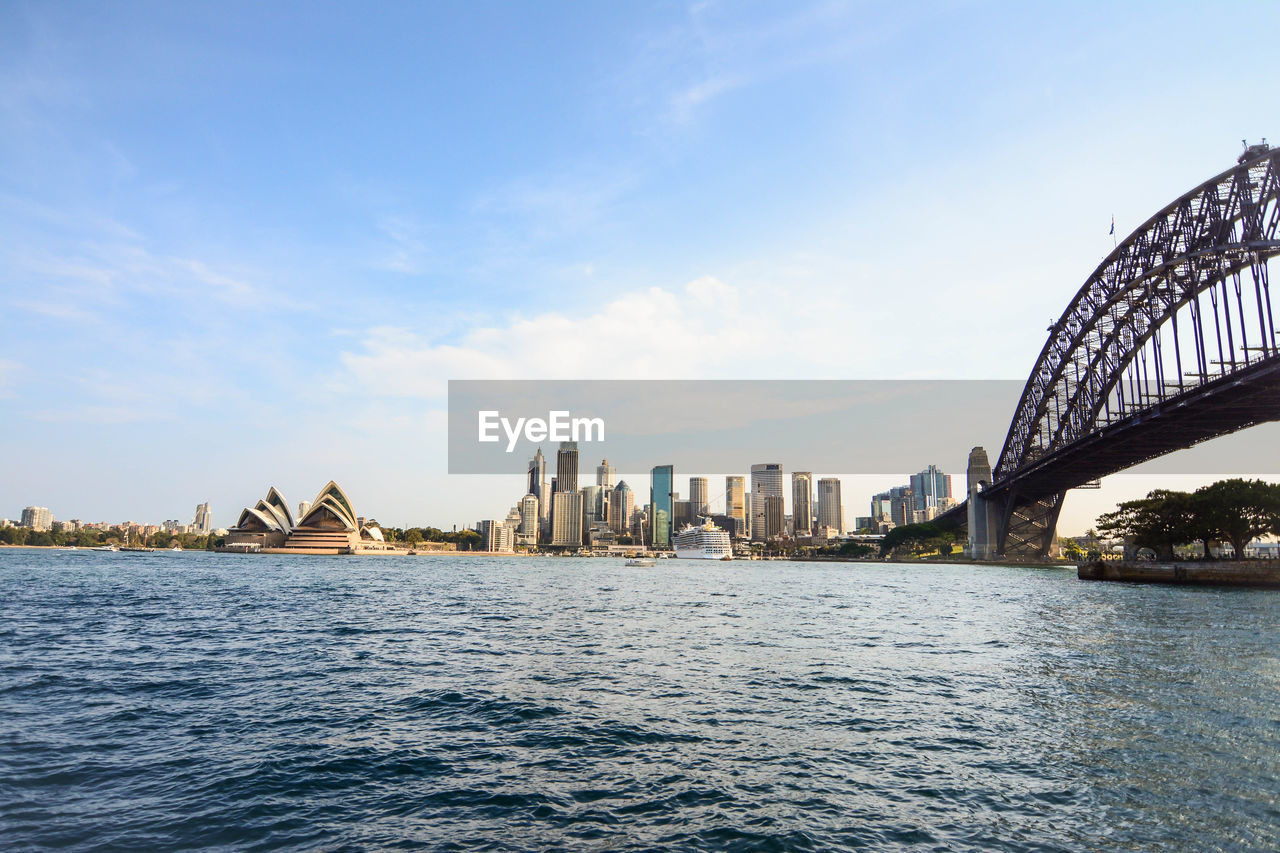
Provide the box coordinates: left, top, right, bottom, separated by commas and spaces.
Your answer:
551, 491, 584, 547
817, 478, 843, 532
610, 481, 635, 534
650, 465, 674, 548
750, 463, 784, 498
750, 463, 783, 541
556, 442, 579, 493
910, 464, 953, 512
725, 476, 745, 533
519, 494, 539, 538
297, 500, 311, 522
596, 458, 615, 491
529, 447, 550, 521
791, 472, 814, 535
689, 476, 709, 516
192, 502, 212, 534
581, 485, 602, 524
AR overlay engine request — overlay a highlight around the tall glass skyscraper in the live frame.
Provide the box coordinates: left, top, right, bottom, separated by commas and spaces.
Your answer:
650, 465, 674, 548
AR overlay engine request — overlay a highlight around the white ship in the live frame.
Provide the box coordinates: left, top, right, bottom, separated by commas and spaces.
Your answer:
672, 519, 733, 560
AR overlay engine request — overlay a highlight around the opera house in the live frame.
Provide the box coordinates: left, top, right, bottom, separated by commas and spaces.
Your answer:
225, 480, 392, 554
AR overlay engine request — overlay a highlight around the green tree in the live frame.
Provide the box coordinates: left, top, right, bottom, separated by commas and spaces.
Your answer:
404, 528, 424, 547
1097, 489, 1196, 560
1195, 479, 1280, 559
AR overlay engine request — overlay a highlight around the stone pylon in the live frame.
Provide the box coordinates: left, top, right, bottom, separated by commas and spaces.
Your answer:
966, 446, 999, 560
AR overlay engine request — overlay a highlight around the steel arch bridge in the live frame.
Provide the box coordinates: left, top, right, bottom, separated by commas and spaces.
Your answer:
947, 143, 1280, 559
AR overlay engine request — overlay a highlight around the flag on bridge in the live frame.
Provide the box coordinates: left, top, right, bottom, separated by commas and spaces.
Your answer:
1109, 215, 1115, 235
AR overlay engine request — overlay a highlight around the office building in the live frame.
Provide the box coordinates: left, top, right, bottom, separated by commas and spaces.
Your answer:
480, 519, 514, 553
689, 476, 709, 516
791, 472, 813, 535
650, 465, 674, 548
910, 464, 953, 512
726, 476, 745, 531
551, 491, 584, 547
556, 442, 579, 493
818, 478, 843, 532
596, 459, 614, 491
528, 448, 550, 521
750, 463, 784, 499
764, 495, 785, 540
519, 494, 539, 538
193, 501, 212, 534
581, 485, 602, 524
610, 481, 635, 534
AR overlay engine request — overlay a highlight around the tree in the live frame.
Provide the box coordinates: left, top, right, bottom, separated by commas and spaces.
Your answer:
1195, 479, 1280, 559
404, 528, 424, 547
879, 521, 959, 558
1097, 489, 1196, 561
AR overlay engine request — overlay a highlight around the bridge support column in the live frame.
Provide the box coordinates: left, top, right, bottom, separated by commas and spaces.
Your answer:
966, 447, 999, 560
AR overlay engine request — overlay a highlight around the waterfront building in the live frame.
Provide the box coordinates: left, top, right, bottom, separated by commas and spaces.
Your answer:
650, 465, 674, 548
551, 491, 584, 547
227, 481, 383, 554
192, 502, 212, 534
609, 481, 635, 534
725, 476, 746, 530
20, 506, 53, 531
297, 501, 311, 522
792, 472, 814, 535
689, 477, 709, 516
817, 478, 843, 533
480, 519, 514, 553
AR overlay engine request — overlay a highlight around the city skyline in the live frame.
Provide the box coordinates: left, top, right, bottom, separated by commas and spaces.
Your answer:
3, 3, 1279, 535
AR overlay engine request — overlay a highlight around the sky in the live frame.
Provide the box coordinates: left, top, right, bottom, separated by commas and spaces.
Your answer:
2, 0, 1278, 535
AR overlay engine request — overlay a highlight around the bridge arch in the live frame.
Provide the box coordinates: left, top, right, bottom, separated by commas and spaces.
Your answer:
963, 144, 1280, 558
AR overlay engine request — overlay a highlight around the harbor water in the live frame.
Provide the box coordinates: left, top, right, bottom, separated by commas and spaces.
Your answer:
1, 551, 1277, 851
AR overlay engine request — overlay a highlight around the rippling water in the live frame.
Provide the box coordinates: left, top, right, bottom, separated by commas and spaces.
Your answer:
1, 551, 1278, 851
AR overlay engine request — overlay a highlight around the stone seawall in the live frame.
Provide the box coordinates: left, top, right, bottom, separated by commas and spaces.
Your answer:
1078, 560, 1280, 588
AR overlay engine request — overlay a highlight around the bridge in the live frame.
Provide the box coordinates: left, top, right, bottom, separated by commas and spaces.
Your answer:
945, 142, 1280, 559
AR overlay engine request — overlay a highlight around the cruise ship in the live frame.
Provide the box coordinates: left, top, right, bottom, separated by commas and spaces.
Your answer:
672, 519, 733, 560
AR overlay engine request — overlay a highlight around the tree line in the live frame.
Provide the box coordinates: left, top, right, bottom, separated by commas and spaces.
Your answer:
1097, 478, 1280, 560
0, 526, 219, 550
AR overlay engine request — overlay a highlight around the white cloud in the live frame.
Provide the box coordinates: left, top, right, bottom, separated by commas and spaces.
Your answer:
336, 275, 801, 398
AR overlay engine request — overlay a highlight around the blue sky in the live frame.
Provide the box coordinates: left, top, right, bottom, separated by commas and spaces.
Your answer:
2, 0, 1277, 533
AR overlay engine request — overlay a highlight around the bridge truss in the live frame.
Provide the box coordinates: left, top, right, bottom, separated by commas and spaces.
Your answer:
968, 145, 1280, 558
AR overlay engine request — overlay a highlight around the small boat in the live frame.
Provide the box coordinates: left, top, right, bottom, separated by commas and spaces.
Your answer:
90, 544, 118, 552
170, 545, 182, 551
625, 558, 655, 567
